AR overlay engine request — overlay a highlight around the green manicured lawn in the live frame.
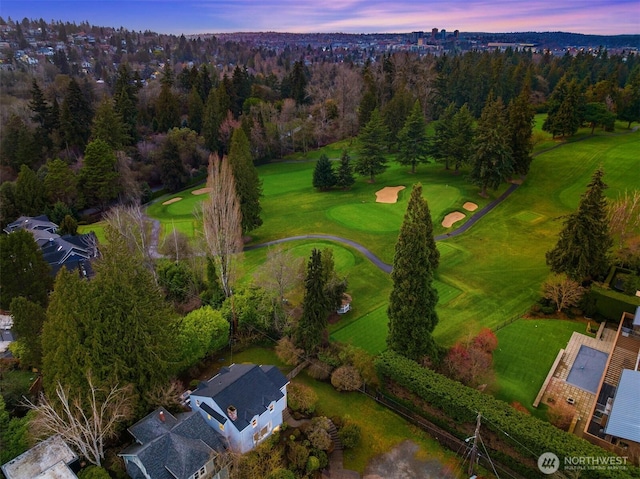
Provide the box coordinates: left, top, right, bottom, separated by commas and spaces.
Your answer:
144, 120, 639, 356
493, 318, 591, 417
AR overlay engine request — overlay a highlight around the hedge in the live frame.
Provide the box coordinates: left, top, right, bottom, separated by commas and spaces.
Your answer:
591, 284, 640, 321
376, 351, 640, 479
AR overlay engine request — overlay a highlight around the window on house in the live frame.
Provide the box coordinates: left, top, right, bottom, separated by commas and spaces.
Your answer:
192, 465, 206, 479
269, 403, 274, 412
251, 418, 258, 428
219, 423, 225, 431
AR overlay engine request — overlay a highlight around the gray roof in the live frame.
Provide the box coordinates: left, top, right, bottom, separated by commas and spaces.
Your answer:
3, 215, 58, 234
120, 408, 226, 479
604, 369, 640, 443
193, 364, 288, 431
1, 435, 78, 479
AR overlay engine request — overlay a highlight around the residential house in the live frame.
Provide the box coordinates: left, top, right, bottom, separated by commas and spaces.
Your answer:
119, 407, 229, 479
1, 434, 79, 479
189, 363, 289, 453
3, 215, 99, 277
583, 307, 640, 462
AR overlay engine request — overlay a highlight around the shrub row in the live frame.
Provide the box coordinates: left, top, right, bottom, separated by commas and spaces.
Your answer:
375, 351, 640, 479
591, 284, 640, 321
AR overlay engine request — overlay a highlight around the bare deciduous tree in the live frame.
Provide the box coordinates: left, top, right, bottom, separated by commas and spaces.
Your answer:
25, 375, 134, 467
608, 190, 640, 249
256, 245, 304, 303
143, 378, 184, 411
103, 204, 157, 282
543, 274, 585, 313
200, 154, 243, 298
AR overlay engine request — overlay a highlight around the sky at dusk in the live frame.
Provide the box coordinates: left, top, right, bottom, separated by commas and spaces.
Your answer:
1, 0, 638, 36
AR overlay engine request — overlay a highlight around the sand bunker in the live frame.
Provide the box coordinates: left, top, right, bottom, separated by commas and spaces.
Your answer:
442, 211, 465, 228
162, 197, 183, 206
192, 187, 212, 195
463, 202, 478, 211
375, 186, 405, 204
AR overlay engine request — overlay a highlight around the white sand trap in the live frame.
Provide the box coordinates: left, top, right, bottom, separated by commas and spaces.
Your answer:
192, 187, 212, 195
375, 186, 405, 204
162, 197, 183, 206
463, 202, 478, 211
442, 211, 465, 228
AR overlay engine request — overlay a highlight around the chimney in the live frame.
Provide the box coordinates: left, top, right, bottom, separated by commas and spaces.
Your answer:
227, 405, 237, 421
159, 410, 165, 423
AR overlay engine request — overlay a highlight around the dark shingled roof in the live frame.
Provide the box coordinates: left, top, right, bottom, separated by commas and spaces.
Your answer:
193, 364, 288, 431
200, 402, 228, 425
121, 408, 226, 479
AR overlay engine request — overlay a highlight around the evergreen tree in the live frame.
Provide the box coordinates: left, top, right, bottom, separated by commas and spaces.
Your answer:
508, 85, 535, 176
91, 96, 127, 150
355, 109, 389, 182
228, 128, 263, 233
358, 62, 378, 130
155, 64, 179, 132
79, 139, 120, 211
15, 164, 46, 216
617, 66, 640, 128
295, 249, 327, 354
44, 158, 78, 207
469, 95, 513, 197
29, 79, 53, 153
113, 63, 138, 145
42, 230, 177, 403
187, 86, 204, 133
198, 63, 213, 101
0, 114, 38, 170
9, 296, 45, 368
202, 87, 222, 153
0, 182, 19, 228
0, 230, 52, 309
449, 103, 475, 173
382, 89, 414, 151
288, 60, 308, 105
430, 103, 456, 170
546, 168, 612, 282
59, 78, 93, 152
312, 154, 336, 190
543, 76, 584, 138
335, 150, 355, 190
386, 184, 439, 362
396, 100, 429, 173
201, 256, 225, 308
159, 135, 188, 193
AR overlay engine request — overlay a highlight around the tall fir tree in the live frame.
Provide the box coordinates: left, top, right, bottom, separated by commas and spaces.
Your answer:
312, 153, 336, 190
543, 75, 584, 138
449, 103, 475, 173
15, 164, 46, 216
188, 86, 204, 134
396, 100, 429, 173
79, 139, 120, 211
59, 78, 93, 153
91, 96, 127, 150
10, 297, 46, 369
202, 87, 222, 153
508, 84, 535, 176
155, 63, 180, 132
295, 249, 327, 354
355, 109, 389, 182
335, 150, 355, 190
0, 230, 52, 309
386, 183, 439, 362
546, 167, 612, 282
228, 128, 263, 233
159, 135, 188, 193
469, 95, 513, 197
430, 103, 456, 170
113, 63, 138, 145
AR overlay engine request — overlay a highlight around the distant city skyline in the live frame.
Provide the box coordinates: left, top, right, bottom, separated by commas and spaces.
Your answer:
1, 0, 638, 36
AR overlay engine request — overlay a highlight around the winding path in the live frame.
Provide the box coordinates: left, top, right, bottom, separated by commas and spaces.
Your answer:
244, 181, 521, 273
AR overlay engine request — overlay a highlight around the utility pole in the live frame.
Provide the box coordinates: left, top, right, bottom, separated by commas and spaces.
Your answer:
468, 412, 482, 477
